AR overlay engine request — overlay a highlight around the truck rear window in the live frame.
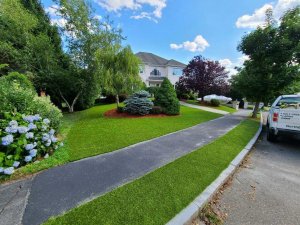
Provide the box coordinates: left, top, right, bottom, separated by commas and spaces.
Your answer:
276, 97, 300, 109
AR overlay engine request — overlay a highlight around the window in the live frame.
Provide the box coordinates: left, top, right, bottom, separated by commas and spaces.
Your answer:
150, 68, 161, 76
276, 97, 300, 109
139, 65, 144, 73
172, 68, 183, 76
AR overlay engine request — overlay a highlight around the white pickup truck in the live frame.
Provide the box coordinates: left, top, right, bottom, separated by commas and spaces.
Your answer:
267, 94, 300, 141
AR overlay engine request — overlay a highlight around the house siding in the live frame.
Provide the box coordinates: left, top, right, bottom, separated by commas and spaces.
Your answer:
136, 52, 185, 87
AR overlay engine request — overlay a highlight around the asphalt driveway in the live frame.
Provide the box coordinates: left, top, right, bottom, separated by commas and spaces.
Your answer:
217, 131, 300, 225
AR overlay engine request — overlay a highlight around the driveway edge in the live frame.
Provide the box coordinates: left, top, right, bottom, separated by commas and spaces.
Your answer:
166, 115, 263, 225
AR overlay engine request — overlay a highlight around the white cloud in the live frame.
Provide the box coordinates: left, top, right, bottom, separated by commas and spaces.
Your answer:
219, 55, 250, 76
170, 35, 210, 52
236, 4, 273, 28
50, 18, 67, 28
236, 0, 300, 29
94, 14, 102, 20
131, 12, 156, 22
45, 4, 61, 17
94, 0, 166, 21
95, 0, 140, 11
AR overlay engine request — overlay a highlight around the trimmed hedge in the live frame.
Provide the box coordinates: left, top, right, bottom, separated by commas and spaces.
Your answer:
210, 99, 220, 107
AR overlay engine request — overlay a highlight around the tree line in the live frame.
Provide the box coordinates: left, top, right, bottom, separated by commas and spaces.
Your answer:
0, 0, 142, 112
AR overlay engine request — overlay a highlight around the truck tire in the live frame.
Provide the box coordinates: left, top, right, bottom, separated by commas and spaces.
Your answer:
267, 124, 277, 142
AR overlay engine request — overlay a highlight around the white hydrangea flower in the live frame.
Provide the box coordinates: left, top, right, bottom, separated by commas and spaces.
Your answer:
9, 120, 18, 127
43, 118, 50, 124
29, 149, 37, 157
25, 156, 32, 162
13, 161, 20, 168
25, 132, 34, 139
18, 126, 29, 134
4, 167, 14, 175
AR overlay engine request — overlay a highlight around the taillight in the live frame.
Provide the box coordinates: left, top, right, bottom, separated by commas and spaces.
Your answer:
273, 112, 278, 122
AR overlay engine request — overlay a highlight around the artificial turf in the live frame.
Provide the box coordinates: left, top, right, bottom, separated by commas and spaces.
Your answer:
6, 104, 220, 181
45, 119, 259, 225
66, 104, 221, 161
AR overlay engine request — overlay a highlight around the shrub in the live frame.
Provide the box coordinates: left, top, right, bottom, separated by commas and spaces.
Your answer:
29, 96, 63, 130
117, 106, 124, 113
0, 112, 62, 175
210, 99, 220, 107
124, 91, 154, 115
150, 106, 163, 114
146, 87, 160, 97
3, 72, 34, 90
181, 93, 190, 100
0, 80, 36, 113
188, 92, 197, 100
154, 78, 180, 115
0, 73, 62, 129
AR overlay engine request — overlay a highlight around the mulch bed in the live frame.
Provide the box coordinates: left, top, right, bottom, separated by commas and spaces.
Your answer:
104, 108, 172, 118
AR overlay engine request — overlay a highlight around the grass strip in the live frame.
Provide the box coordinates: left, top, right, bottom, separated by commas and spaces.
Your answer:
45, 119, 259, 225
186, 100, 237, 113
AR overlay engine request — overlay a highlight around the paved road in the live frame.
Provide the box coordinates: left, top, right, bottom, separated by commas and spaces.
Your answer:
218, 131, 300, 225
0, 110, 249, 225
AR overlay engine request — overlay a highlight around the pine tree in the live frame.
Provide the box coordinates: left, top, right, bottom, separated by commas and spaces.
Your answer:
154, 78, 180, 115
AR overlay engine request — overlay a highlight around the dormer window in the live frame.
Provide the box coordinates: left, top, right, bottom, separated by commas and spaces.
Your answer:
150, 68, 161, 76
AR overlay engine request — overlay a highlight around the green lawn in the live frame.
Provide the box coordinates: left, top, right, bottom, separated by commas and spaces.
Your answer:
6, 104, 220, 181
45, 119, 259, 225
67, 104, 221, 160
186, 100, 237, 113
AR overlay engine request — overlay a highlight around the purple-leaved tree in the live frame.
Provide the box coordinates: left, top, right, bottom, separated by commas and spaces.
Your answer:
177, 55, 230, 100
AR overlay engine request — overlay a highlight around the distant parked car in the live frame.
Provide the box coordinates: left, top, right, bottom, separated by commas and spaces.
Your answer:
267, 94, 300, 141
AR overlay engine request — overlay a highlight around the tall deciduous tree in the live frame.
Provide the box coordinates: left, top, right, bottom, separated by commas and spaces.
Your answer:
52, 0, 123, 111
0, 0, 65, 88
96, 46, 142, 107
232, 7, 300, 118
177, 55, 229, 99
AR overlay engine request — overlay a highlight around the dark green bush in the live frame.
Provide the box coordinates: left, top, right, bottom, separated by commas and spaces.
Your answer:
154, 78, 180, 115
188, 93, 196, 100
117, 106, 124, 113
210, 99, 220, 107
146, 87, 160, 97
124, 91, 154, 115
150, 106, 162, 114
181, 93, 190, 100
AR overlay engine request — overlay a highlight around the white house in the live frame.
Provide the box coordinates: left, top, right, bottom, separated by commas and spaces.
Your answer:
135, 52, 186, 87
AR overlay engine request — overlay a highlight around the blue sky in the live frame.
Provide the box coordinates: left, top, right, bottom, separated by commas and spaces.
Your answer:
42, 0, 299, 74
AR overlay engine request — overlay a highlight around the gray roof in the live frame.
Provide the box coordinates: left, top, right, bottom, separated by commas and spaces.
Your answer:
136, 52, 186, 68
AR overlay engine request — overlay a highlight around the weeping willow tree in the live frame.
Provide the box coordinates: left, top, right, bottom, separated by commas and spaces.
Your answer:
96, 46, 142, 107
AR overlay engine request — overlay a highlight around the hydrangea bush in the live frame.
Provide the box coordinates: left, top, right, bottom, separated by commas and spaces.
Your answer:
0, 112, 62, 175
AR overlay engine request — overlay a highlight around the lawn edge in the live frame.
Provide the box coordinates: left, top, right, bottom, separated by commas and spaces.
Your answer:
166, 114, 263, 225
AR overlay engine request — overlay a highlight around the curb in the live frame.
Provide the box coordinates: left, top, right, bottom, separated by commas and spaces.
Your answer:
166, 115, 263, 225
